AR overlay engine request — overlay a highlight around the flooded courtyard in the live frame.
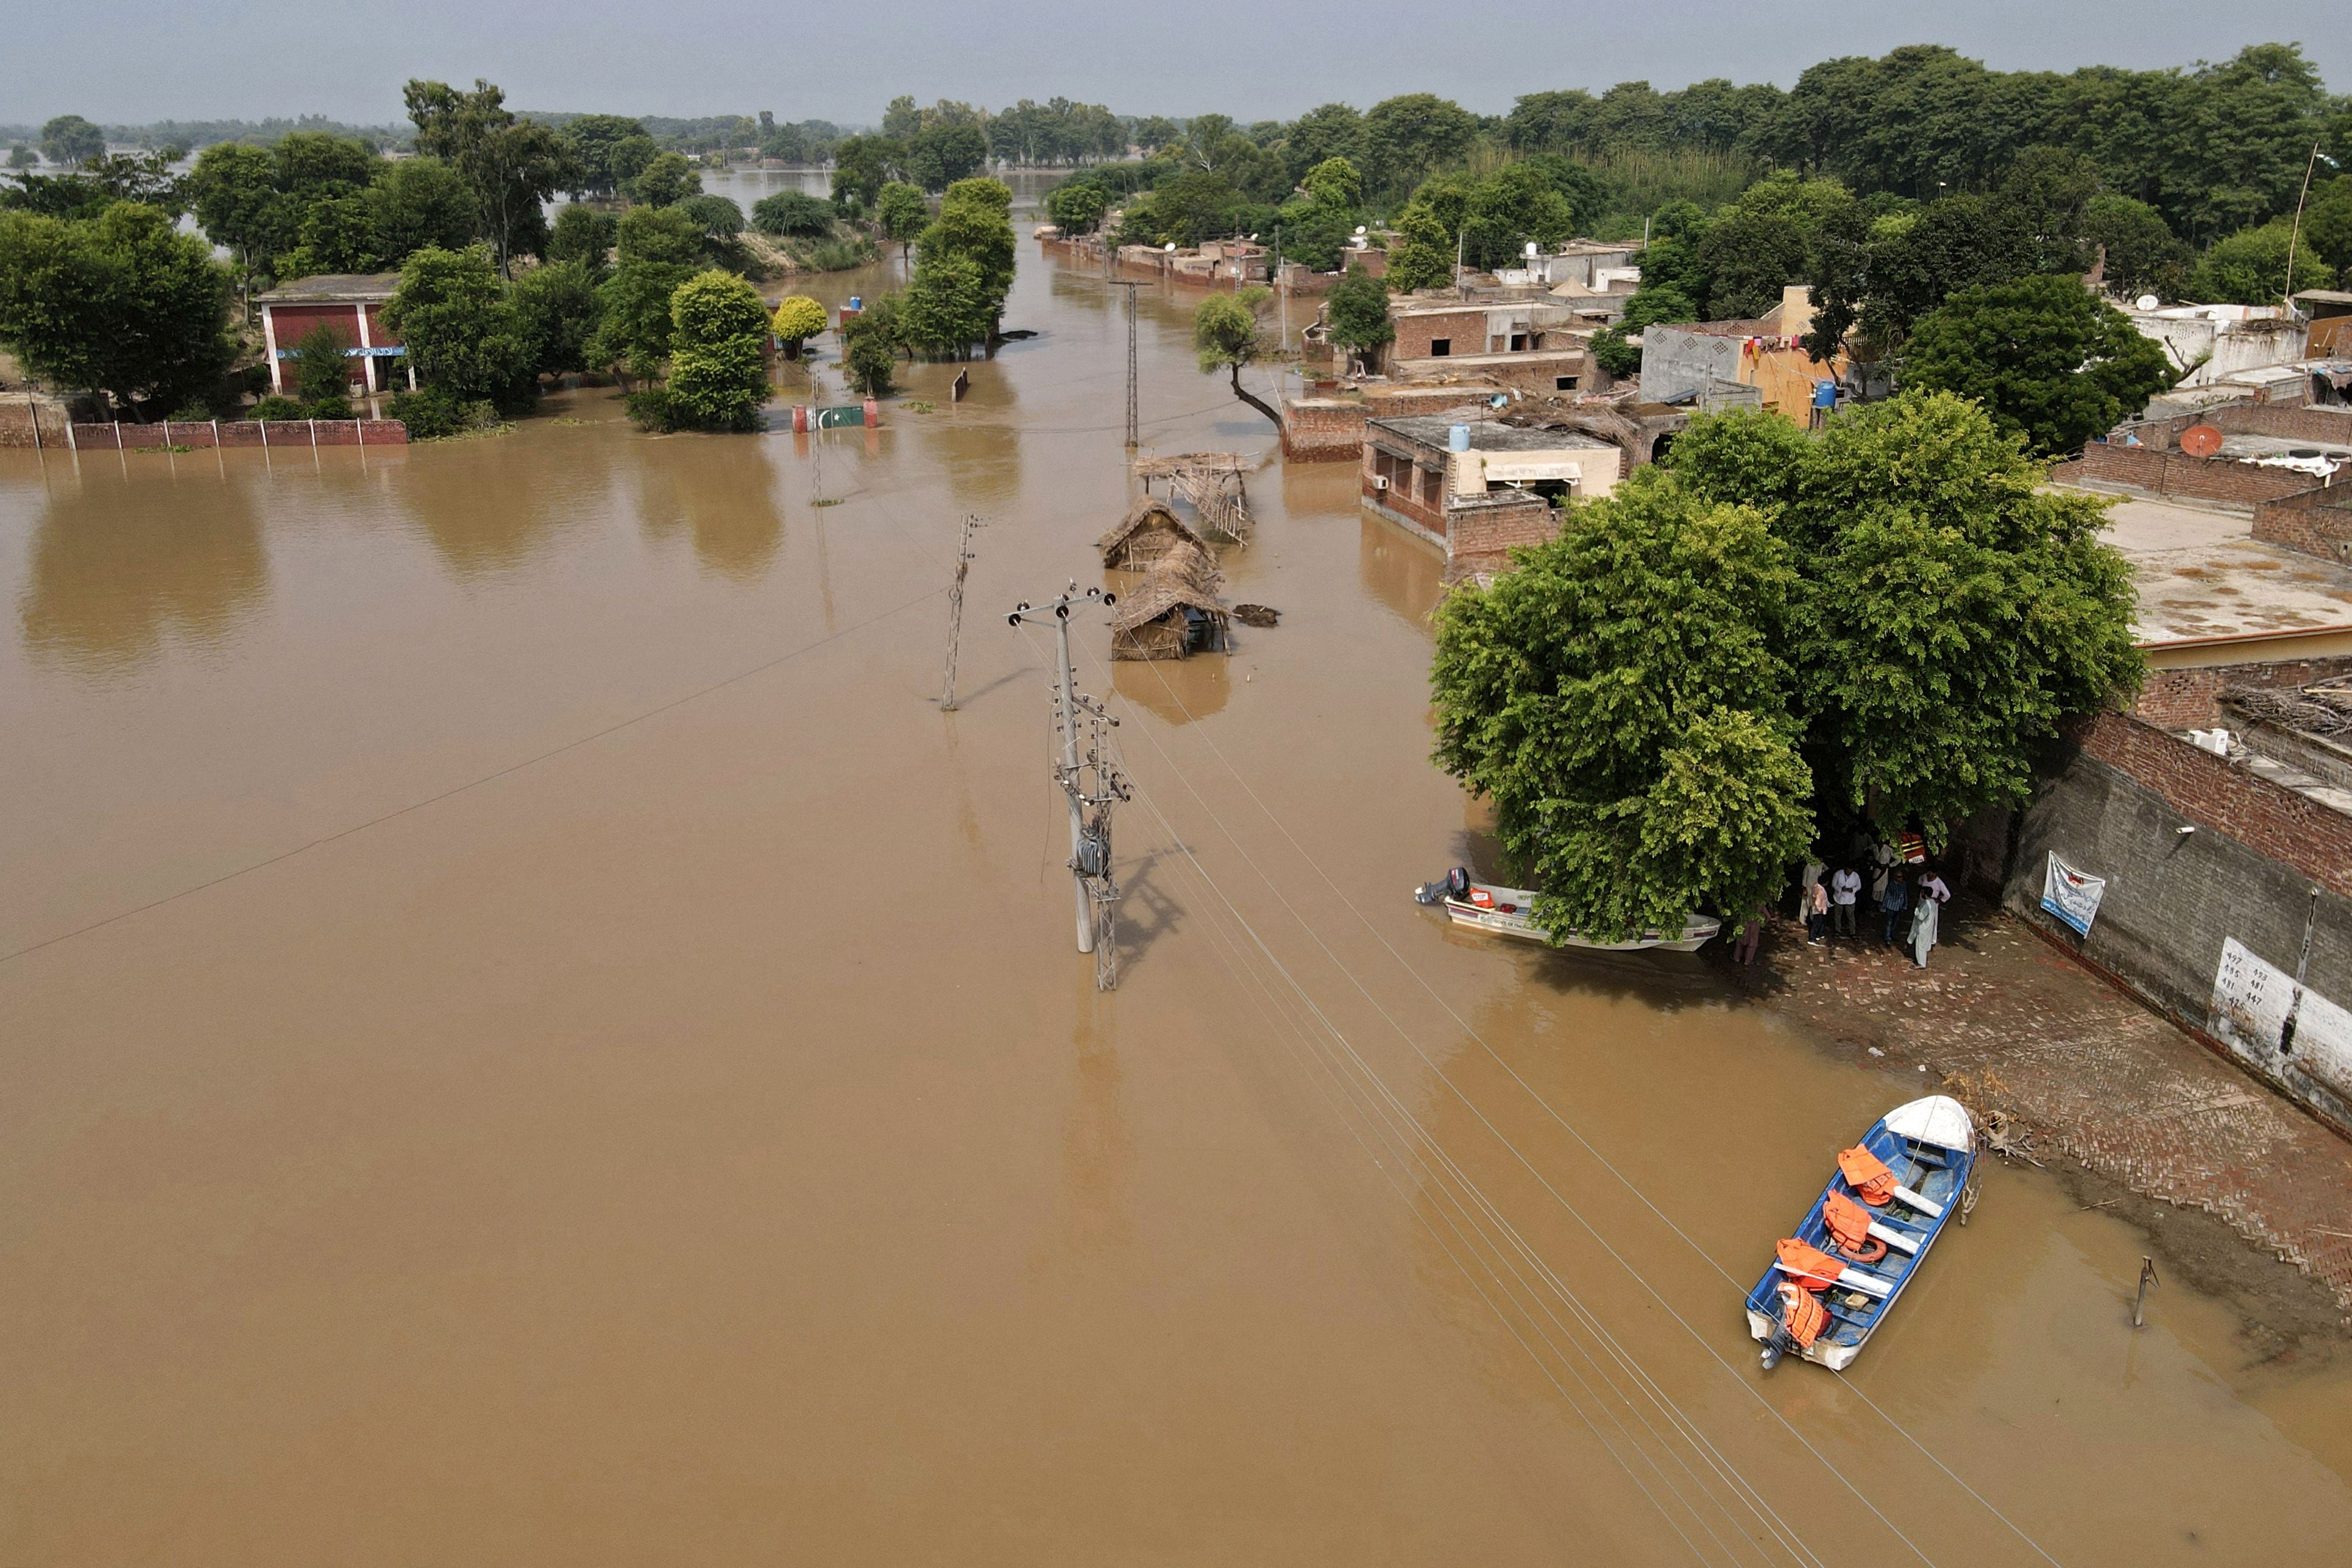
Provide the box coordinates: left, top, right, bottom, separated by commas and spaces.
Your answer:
4, 225, 2350, 1565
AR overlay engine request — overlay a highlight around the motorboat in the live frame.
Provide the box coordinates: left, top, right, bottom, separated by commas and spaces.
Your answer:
1412, 867, 1720, 953
1745, 1095, 1977, 1372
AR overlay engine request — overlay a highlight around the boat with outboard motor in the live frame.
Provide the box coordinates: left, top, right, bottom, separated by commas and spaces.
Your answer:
1746, 1095, 1977, 1372
1412, 867, 1720, 953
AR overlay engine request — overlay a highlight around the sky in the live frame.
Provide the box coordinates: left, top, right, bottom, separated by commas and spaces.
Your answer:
1, 0, 2343, 128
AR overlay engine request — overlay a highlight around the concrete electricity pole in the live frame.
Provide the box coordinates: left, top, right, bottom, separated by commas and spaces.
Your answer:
1113, 281, 1142, 449
938, 513, 982, 710
1007, 583, 1128, 987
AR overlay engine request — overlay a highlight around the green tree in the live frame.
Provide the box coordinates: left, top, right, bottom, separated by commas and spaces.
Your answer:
370, 157, 476, 266
1695, 208, 1809, 320
751, 189, 836, 238
546, 202, 617, 280
1361, 93, 1478, 198
1384, 178, 1468, 292
1430, 468, 1814, 943
1194, 287, 1280, 427
1904, 275, 2172, 455
2083, 194, 2190, 299
2186, 218, 2325, 304
511, 259, 603, 378
1671, 397, 2144, 838
905, 121, 989, 192
770, 295, 826, 357
901, 250, 994, 358
841, 302, 900, 395
628, 150, 701, 208
188, 141, 283, 306
559, 114, 654, 196
2297, 175, 2352, 285
830, 134, 902, 211
1462, 162, 1575, 271
657, 269, 771, 430
1043, 178, 1107, 236
286, 194, 380, 276
6, 144, 34, 171
1300, 156, 1362, 213
1323, 264, 1392, 373
403, 79, 572, 275
0, 202, 236, 417
290, 320, 353, 404
39, 115, 105, 169
379, 242, 536, 410
873, 182, 930, 267
913, 177, 1016, 340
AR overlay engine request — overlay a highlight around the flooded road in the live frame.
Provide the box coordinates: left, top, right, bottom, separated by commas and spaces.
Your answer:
4, 231, 2350, 1566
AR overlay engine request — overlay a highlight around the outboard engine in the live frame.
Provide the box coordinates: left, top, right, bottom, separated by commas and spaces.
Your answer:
1414, 866, 1476, 906
1759, 1332, 1788, 1372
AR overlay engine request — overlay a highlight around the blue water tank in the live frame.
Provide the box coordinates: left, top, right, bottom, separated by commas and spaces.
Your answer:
1448, 424, 1471, 452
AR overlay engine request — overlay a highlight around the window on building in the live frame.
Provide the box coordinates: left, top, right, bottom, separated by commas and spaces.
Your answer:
1429, 337, 1450, 357
1555, 375, 1579, 391
1509, 334, 1528, 352
1422, 466, 1444, 507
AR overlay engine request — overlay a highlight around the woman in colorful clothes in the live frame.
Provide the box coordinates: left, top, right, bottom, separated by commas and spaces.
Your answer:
1908, 885, 1939, 968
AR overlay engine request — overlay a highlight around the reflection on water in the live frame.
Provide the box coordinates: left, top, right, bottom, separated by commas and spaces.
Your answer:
397, 419, 613, 579
1111, 648, 1229, 724
18, 463, 268, 674
1358, 514, 1445, 628
1061, 983, 1132, 1255
636, 433, 782, 582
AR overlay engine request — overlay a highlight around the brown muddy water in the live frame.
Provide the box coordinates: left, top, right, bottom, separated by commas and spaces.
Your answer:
4, 236, 2350, 1567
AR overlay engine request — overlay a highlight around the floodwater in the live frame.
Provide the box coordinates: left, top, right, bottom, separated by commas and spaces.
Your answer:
4, 226, 2350, 1567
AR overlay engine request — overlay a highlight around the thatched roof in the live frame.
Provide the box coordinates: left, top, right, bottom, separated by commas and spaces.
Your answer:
1096, 496, 1205, 557
1111, 574, 1228, 633
1157, 536, 1223, 595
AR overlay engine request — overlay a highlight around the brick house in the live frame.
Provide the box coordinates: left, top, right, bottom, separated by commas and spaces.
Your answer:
1361, 414, 1621, 579
255, 273, 413, 398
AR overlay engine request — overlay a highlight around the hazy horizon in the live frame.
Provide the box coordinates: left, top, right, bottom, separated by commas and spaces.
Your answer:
1, 0, 2341, 130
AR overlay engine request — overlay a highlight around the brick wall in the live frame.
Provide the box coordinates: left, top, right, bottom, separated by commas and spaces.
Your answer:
2074, 711, 2352, 896
1283, 398, 1365, 460
1392, 309, 1486, 361
0, 395, 69, 448
2217, 401, 2352, 444
2133, 654, 2352, 729
2052, 441, 2322, 506
2252, 483, 2352, 565
1445, 492, 1560, 579
2008, 718, 2352, 1132
1361, 440, 1448, 539
57, 418, 409, 450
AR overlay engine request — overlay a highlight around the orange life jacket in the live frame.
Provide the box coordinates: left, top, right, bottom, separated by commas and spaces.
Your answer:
1822, 1191, 1890, 1262
1775, 1237, 1847, 1288
1777, 1281, 1829, 1348
1838, 1144, 1899, 1206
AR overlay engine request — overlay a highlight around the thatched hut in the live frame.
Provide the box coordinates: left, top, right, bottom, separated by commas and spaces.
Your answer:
1097, 497, 1207, 570
1110, 574, 1231, 660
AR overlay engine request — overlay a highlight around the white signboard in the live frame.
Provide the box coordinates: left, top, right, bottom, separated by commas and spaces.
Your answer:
2209, 938, 2352, 1106
2039, 852, 2107, 936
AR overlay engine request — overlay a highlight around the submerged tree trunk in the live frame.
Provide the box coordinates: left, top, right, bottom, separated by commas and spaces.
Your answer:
1229, 362, 1281, 428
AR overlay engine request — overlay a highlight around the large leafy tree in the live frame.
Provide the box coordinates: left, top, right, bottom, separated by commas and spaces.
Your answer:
38, 115, 105, 169
187, 142, 282, 305
900, 250, 994, 358
378, 242, 536, 410
402, 79, 572, 276
627, 151, 701, 209
1323, 264, 1392, 374
1431, 469, 1815, 942
912, 177, 1016, 341
370, 157, 476, 266
905, 121, 989, 192
590, 206, 704, 380
1360, 93, 1477, 199
830, 135, 902, 211
510, 260, 602, 378
661, 269, 771, 431
0, 202, 236, 417
753, 189, 837, 239
1673, 396, 2144, 836
558, 114, 655, 197
1902, 275, 2172, 455
2186, 217, 2327, 303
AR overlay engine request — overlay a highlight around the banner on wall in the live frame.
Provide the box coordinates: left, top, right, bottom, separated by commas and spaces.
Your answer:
2040, 853, 2108, 937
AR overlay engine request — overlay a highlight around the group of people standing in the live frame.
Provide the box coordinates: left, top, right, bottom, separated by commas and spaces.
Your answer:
1728, 838, 1952, 969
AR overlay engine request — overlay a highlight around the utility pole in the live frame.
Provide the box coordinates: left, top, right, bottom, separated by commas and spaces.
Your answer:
1113, 280, 1142, 449
1008, 583, 1128, 987
938, 513, 983, 710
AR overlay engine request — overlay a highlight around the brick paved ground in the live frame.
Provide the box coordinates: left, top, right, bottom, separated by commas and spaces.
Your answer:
1718, 900, 2352, 1321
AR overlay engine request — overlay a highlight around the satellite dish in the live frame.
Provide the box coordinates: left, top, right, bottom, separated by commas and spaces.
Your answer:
2136, 293, 2160, 311
1355, 225, 1367, 236
1164, 241, 1176, 252
1523, 241, 1540, 258
2178, 423, 2225, 459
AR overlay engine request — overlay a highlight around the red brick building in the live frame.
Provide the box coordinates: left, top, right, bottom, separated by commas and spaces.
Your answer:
255, 273, 412, 398
1361, 414, 1621, 579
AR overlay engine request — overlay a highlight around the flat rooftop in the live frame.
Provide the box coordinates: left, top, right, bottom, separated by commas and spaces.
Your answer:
2098, 496, 2352, 655
1370, 415, 1614, 453
254, 272, 402, 304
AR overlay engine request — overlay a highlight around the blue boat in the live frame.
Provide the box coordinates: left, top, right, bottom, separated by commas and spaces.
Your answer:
1745, 1095, 1977, 1372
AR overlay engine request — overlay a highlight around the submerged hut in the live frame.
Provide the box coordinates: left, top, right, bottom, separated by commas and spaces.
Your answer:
1097, 497, 1207, 570
1110, 574, 1231, 660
